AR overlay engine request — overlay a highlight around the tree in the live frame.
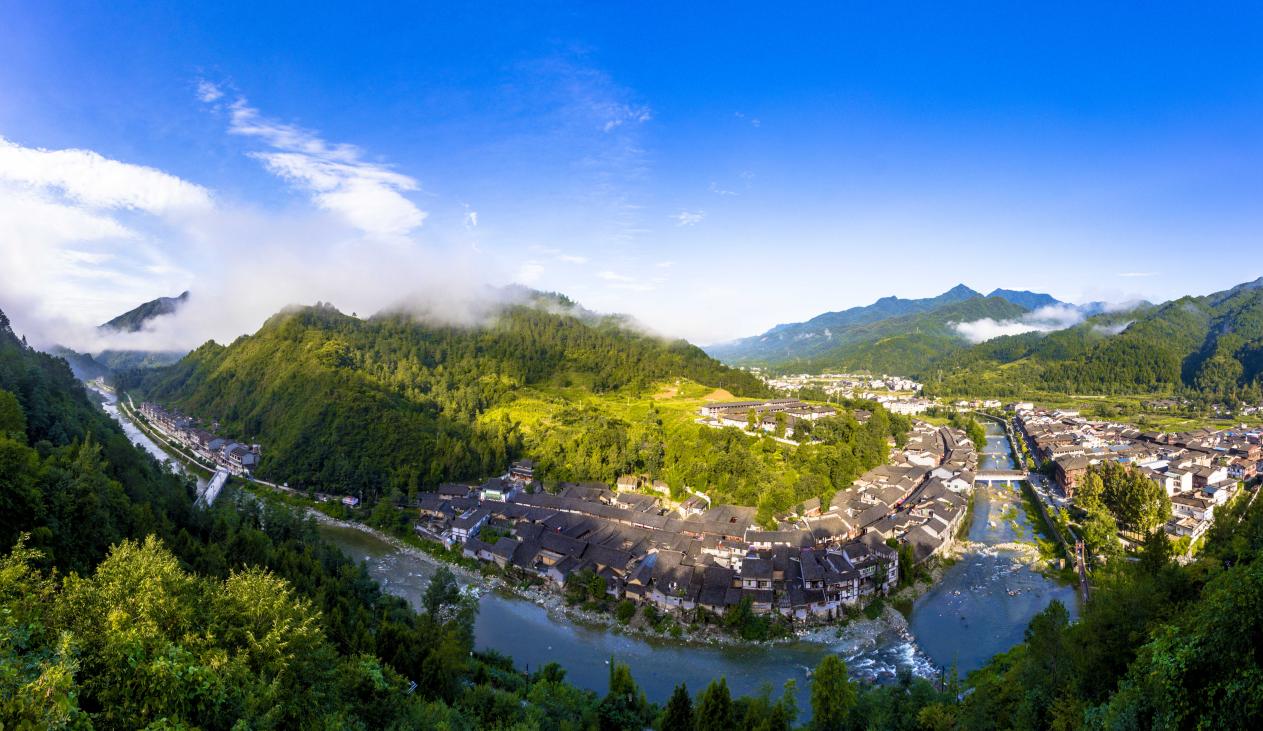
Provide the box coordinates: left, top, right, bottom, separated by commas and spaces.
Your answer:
810, 655, 856, 730
747, 409, 759, 431
695, 677, 734, 731
773, 411, 787, 438
1080, 499, 1121, 560
1077, 471, 1105, 505
423, 565, 461, 616
660, 682, 694, 731
1090, 462, 1171, 533
1139, 528, 1173, 575
598, 660, 650, 731
0, 388, 24, 438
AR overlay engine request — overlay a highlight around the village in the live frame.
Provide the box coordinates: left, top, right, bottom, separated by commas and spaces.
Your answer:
137, 402, 262, 476
1015, 405, 1262, 544
413, 404, 977, 624
135, 389, 1263, 624
755, 370, 936, 416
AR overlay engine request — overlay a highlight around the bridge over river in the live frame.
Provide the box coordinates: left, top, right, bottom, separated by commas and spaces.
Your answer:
975, 469, 1030, 482
196, 468, 230, 507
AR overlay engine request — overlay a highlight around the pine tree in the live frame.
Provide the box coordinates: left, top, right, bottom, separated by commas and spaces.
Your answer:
694, 677, 733, 731
660, 683, 694, 731
810, 655, 856, 731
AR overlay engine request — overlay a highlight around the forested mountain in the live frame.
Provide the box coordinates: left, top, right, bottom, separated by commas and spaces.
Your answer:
926, 277, 1263, 402
705, 284, 986, 365
707, 289, 1029, 375
99, 290, 189, 332
986, 288, 1064, 310
49, 292, 192, 380
121, 298, 768, 502
788, 296, 1029, 375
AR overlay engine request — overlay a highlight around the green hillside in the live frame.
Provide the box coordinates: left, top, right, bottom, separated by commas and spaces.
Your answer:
99, 290, 189, 332
790, 295, 1029, 374
705, 284, 986, 365
926, 278, 1263, 402
121, 298, 769, 502
706, 289, 1032, 375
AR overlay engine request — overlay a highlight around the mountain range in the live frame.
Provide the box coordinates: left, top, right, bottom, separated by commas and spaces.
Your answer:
704, 285, 1074, 372
705, 279, 1263, 403
930, 276, 1263, 401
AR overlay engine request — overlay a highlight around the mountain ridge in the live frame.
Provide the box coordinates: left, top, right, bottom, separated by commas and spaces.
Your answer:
706, 284, 988, 365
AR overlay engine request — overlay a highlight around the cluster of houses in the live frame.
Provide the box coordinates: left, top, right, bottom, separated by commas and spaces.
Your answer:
413, 420, 977, 623
697, 398, 839, 438
758, 372, 923, 396
1016, 407, 1261, 542
137, 402, 261, 476
872, 395, 935, 416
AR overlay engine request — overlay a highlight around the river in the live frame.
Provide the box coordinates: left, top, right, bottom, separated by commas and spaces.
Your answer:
90, 385, 207, 492
96, 391, 1076, 710
315, 422, 1078, 708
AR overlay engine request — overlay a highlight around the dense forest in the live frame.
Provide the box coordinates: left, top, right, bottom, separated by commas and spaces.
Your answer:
119, 296, 769, 503
5, 301, 1263, 727
924, 279, 1263, 403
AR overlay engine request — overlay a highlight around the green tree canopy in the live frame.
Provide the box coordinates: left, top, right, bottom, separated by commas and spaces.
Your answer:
810, 654, 856, 731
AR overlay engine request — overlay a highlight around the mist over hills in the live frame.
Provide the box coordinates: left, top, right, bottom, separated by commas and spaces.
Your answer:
705, 284, 1082, 371
930, 276, 1263, 402
704, 279, 1263, 401
100, 291, 190, 332
117, 295, 766, 498
52, 291, 193, 379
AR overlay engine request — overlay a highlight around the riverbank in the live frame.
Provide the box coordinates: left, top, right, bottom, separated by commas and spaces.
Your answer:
302, 504, 912, 649
100, 384, 1074, 679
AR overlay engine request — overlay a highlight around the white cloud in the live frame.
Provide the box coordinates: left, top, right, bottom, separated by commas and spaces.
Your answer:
601, 104, 652, 132
527, 245, 587, 264
516, 261, 545, 284
708, 181, 737, 196
672, 210, 705, 227
1092, 321, 1133, 336
0, 136, 212, 214
954, 304, 1089, 343
0, 128, 500, 359
655, 260, 674, 269
222, 98, 426, 237
596, 270, 655, 292
1118, 271, 1157, 278
464, 209, 478, 228
196, 80, 224, 102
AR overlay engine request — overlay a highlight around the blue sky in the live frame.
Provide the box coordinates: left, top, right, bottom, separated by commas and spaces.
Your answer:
2, 2, 1261, 347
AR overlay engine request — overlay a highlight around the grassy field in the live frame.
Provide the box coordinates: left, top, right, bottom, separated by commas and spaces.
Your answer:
478, 379, 862, 514
479, 378, 744, 450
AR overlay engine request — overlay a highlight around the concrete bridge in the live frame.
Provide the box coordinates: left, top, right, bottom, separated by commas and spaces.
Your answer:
196, 468, 230, 507
975, 469, 1030, 482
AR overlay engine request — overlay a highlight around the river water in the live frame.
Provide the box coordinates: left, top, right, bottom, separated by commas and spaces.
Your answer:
90, 385, 207, 492
98, 390, 1075, 709
316, 422, 1078, 708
